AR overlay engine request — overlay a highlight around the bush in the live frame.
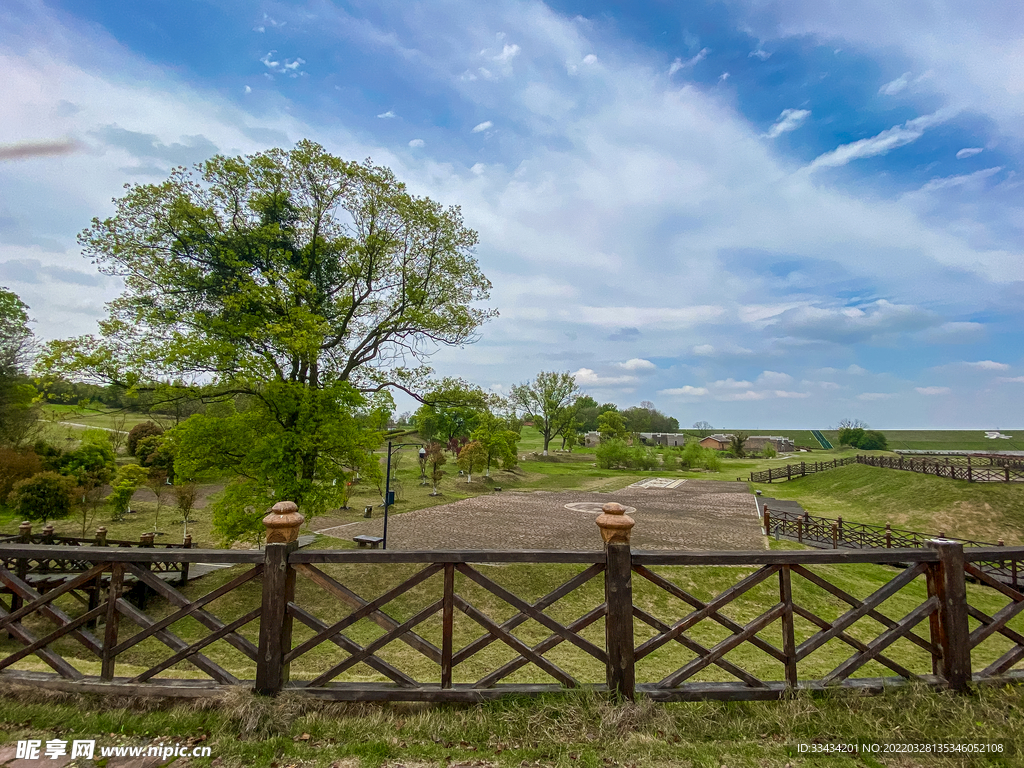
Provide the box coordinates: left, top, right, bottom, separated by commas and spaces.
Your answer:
7, 471, 74, 522
629, 445, 658, 471
595, 439, 630, 469
858, 430, 888, 450
126, 421, 163, 456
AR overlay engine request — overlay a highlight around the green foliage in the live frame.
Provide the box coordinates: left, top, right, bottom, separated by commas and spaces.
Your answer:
136, 433, 176, 480
108, 464, 149, 521
39, 141, 495, 540
126, 421, 163, 456
425, 441, 447, 494
7, 471, 74, 522
763, 444, 777, 459
0, 287, 39, 447
838, 426, 866, 447
675, 442, 722, 471
595, 438, 631, 469
471, 412, 520, 473
414, 378, 491, 446
728, 432, 749, 457
621, 401, 679, 435
629, 445, 659, 470
510, 371, 581, 454
596, 410, 626, 442
858, 430, 889, 450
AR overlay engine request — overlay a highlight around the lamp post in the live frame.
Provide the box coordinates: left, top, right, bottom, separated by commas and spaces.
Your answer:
383, 441, 420, 549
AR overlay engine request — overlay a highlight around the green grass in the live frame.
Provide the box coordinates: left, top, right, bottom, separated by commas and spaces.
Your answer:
1, 682, 1023, 767
753, 463, 1024, 544
819, 430, 1024, 452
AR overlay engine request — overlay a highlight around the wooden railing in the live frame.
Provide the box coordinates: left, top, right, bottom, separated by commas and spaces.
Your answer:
856, 454, 1024, 482
0, 502, 1022, 702
757, 501, 1022, 589
749, 457, 856, 483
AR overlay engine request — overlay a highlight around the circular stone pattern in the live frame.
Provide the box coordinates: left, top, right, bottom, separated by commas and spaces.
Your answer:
564, 502, 637, 515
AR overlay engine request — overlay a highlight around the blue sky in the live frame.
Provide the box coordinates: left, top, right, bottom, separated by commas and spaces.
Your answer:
1, 0, 1022, 428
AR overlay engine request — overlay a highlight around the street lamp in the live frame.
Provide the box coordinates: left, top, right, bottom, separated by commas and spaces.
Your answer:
383, 440, 420, 549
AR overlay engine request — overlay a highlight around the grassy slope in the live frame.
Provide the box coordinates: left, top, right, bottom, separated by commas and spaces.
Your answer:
820, 429, 1024, 452
753, 463, 1024, 544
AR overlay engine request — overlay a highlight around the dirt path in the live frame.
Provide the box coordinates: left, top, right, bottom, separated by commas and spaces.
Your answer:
315, 480, 764, 551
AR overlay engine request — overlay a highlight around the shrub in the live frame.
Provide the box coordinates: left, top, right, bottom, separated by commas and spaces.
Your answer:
858, 430, 888, 450
126, 421, 163, 456
7, 471, 74, 522
763, 444, 777, 459
629, 445, 658, 471
595, 439, 630, 469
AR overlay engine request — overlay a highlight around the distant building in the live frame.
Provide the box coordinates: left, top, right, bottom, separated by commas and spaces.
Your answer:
638, 432, 687, 447
699, 434, 734, 450
747, 435, 795, 453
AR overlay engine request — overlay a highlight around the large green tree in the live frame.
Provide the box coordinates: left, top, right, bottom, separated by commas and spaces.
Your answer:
0, 288, 39, 446
510, 371, 581, 455
42, 141, 494, 535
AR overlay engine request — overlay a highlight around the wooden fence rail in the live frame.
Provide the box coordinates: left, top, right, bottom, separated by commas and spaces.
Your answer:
749, 457, 857, 483
756, 501, 1022, 589
0, 502, 1022, 703
749, 454, 1024, 483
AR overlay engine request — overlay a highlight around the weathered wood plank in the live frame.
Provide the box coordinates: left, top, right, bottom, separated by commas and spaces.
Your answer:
931, 541, 971, 691
133, 607, 261, 683
0, 562, 107, 631
306, 600, 443, 688
441, 563, 454, 689
633, 565, 785, 662
288, 604, 418, 688
634, 565, 781, 662
604, 542, 634, 700
779, 566, 797, 687
633, 549, 939, 566
101, 563, 123, 680
456, 563, 608, 664
452, 562, 605, 667
287, 562, 442, 665
0, 567, 104, 656
112, 563, 262, 657
454, 595, 578, 688
792, 603, 916, 680
0, 545, 262, 564
291, 550, 606, 564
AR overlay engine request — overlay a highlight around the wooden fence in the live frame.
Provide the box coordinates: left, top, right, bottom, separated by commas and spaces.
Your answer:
749, 458, 856, 483
757, 501, 1022, 589
0, 502, 1022, 702
856, 454, 1024, 482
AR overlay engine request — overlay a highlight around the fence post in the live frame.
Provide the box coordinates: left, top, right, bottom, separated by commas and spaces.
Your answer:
927, 540, 971, 692
797, 515, 804, 544
836, 516, 843, 546
596, 502, 635, 702
256, 501, 304, 696
763, 507, 771, 537
180, 534, 192, 587
831, 522, 838, 549
885, 524, 891, 548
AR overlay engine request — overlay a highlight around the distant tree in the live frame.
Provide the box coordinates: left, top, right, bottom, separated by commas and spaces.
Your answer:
595, 438, 631, 469
62, 434, 117, 536
425, 441, 447, 495
136, 433, 176, 481
0, 287, 40, 447
108, 464, 149, 522
728, 432, 749, 458
457, 440, 488, 482
692, 421, 713, 438
763, 444, 777, 459
596, 410, 627, 442
175, 481, 199, 530
471, 412, 520, 475
574, 395, 602, 433
414, 379, 491, 452
127, 421, 163, 456
510, 371, 582, 456
8, 472, 74, 523
858, 430, 888, 451
0, 447, 41, 502
836, 418, 869, 430
145, 469, 170, 535
838, 427, 866, 447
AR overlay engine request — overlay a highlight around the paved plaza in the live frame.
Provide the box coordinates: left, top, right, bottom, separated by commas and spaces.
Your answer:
316, 480, 765, 551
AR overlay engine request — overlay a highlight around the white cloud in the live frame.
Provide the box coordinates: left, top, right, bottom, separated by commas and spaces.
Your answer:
260, 51, 306, 77
757, 370, 793, 385
717, 390, 767, 401
659, 386, 708, 397
916, 386, 951, 395
692, 344, 715, 356
492, 43, 520, 63
582, 54, 597, 64
857, 392, 893, 401
773, 390, 810, 398
956, 147, 984, 159
377, 110, 397, 119
749, 48, 771, 60
879, 72, 911, 95
668, 48, 709, 74
711, 378, 753, 389
718, 72, 730, 81
408, 138, 425, 147
243, 85, 251, 94
616, 358, 656, 371
764, 108, 810, 138
470, 162, 486, 175
472, 121, 493, 133
996, 377, 1024, 384
573, 368, 637, 387
805, 109, 954, 171
847, 365, 868, 375
963, 360, 1010, 370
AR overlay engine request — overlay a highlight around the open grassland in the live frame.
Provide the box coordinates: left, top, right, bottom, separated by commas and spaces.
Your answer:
753, 463, 1024, 544
1, 681, 1022, 768
819, 429, 1024, 452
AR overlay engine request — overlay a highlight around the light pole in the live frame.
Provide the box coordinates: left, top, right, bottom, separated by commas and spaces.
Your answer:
383, 441, 419, 549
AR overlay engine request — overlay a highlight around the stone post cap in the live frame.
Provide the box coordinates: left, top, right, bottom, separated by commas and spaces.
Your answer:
596, 502, 635, 546
263, 501, 305, 544
18, 521, 31, 532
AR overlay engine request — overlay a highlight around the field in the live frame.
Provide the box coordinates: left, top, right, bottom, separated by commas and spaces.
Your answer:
819, 429, 1024, 452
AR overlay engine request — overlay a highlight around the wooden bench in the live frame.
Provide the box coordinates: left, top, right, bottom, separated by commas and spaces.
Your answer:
353, 535, 384, 549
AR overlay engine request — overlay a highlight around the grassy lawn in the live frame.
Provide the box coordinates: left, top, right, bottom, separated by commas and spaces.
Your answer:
819, 430, 1024, 453
753, 463, 1024, 544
